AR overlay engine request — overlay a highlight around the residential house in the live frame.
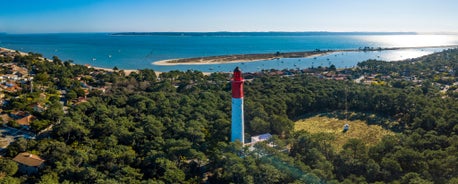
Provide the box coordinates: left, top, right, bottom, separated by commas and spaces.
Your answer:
251, 133, 272, 144
73, 97, 88, 105
0, 114, 12, 124
29, 103, 46, 113
39, 93, 47, 100
15, 115, 36, 129
247, 133, 274, 152
10, 111, 29, 119
12, 152, 45, 174
2, 82, 21, 93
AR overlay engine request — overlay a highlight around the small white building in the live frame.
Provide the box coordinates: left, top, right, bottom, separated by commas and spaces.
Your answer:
246, 133, 274, 153
251, 133, 272, 144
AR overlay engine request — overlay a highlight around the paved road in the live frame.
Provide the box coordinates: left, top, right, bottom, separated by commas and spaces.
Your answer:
0, 126, 36, 151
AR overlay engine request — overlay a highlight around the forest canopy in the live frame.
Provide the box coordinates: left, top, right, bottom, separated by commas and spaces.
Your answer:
0, 49, 457, 183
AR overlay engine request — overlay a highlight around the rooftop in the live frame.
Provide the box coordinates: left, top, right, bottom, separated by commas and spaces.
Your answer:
12, 152, 45, 167
15, 115, 35, 126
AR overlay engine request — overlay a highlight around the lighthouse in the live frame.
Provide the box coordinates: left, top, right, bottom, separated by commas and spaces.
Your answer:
231, 67, 244, 143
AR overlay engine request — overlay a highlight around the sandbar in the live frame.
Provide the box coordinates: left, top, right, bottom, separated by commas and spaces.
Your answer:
153, 45, 458, 66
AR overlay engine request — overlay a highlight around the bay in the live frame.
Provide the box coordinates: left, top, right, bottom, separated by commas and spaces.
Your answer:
0, 33, 457, 72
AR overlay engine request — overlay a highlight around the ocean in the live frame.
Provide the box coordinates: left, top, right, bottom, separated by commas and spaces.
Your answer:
1, 32, 458, 72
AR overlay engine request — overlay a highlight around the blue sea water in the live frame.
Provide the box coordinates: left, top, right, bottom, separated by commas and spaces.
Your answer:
1, 33, 458, 72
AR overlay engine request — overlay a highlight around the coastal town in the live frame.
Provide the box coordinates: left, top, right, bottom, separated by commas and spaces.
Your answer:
0, 48, 110, 157
2, 0, 458, 182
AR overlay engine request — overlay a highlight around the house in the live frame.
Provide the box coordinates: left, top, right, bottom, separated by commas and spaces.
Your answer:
12, 152, 45, 174
3, 74, 19, 81
10, 111, 29, 119
15, 115, 36, 129
93, 87, 107, 93
74, 97, 88, 105
29, 103, 46, 113
0, 114, 12, 124
247, 133, 274, 152
251, 133, 272, 144
2, 82, 21, 93
39, 93, 47, 99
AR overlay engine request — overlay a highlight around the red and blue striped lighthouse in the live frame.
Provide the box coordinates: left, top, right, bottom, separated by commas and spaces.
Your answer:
231, 67, 244, 143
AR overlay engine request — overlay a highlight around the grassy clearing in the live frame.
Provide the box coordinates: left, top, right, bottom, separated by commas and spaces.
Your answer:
295, 114, 396, 151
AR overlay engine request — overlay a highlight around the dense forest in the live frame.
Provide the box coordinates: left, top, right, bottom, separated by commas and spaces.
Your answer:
0, 49, 457, 183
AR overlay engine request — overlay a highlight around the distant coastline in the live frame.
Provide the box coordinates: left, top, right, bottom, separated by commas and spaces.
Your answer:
111, 31, 418, 37
153, 45, 458, 66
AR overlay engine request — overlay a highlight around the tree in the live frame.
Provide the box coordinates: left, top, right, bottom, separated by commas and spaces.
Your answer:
52, 56, 62, 64
43, 101, 64, 122
400, 172, 433, 184
249, 117, 270, 134
270, 115, 293, 137
337, 138, 368, 177
6, 138, 29, 157
37, 173, 59, 184
0, 158, 18, 176
0, 176, 20, 184
31, 120, 51, 132
65, 90, 78, 100
155, 158, 185, 183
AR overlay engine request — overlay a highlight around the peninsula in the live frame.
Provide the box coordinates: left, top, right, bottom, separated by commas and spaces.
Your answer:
153, 45, 458, 66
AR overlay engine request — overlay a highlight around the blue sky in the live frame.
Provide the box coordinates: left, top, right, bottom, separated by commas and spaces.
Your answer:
1, 0, 457, 33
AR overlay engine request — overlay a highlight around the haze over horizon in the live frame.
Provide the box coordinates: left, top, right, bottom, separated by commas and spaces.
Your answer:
1, 0, 457, 33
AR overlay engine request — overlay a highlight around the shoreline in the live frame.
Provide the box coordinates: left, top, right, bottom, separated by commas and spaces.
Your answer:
0, 47, 146, 76
0, 47, 28, 56
3, 45, 458, 75
153, 45, 458, 66
0, 47, 213, 76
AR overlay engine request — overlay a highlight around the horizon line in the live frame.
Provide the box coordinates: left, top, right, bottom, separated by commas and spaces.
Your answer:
2, 31, 458, 35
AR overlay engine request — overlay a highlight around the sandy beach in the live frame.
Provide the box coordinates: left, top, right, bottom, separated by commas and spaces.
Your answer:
0, 47, 28, 56
89, 66, 139, 76
153, 51, 333, 66
152, 45, 458, 66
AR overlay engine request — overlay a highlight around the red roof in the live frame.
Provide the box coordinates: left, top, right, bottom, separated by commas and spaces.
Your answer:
16, 115, 35, 126
12, 152, 45, 167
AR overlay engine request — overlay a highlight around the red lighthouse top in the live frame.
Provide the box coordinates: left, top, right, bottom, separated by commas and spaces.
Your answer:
233, 67, 243, 81
231, 67, 244, 98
